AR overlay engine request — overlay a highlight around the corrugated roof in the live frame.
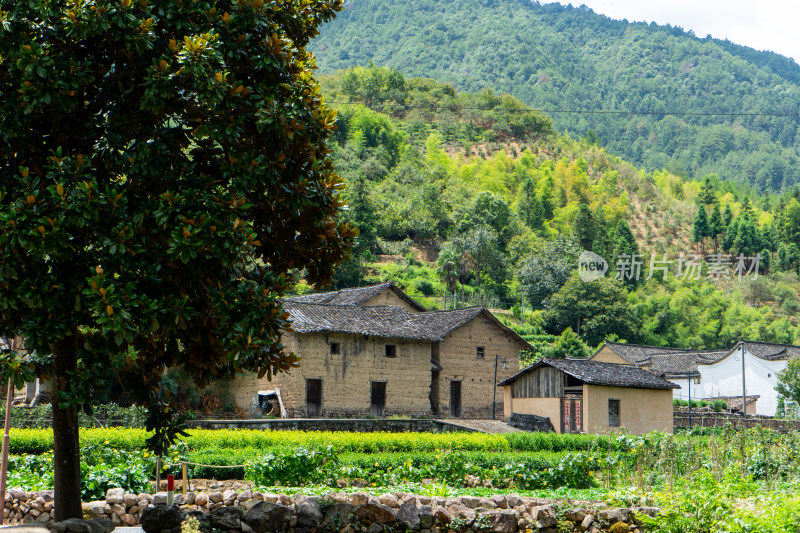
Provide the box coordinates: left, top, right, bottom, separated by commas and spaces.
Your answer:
498, 357, 680, 390
286, 282, 426, 311
594, 341, 690, 363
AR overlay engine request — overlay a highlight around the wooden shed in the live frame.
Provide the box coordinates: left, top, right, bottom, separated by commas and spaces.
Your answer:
498, 358, 680, 434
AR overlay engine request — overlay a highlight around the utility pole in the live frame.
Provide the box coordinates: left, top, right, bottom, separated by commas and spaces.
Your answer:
492, 355, 508, 420
687, 375, 692, 429
741, 346, 747, 417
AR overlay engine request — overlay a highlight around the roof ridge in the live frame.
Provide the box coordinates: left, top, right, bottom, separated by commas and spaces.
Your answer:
740, 339, 800, 349
606, 341, 690, 351
285, 301, 409, 311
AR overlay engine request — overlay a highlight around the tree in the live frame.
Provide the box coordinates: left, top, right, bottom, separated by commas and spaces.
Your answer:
436, 246, 461, 307
517, 237, 582, 307
542, 276, 635, 346
776, 358, 800, 414
0, 0, 353, 519
517, 177, 545, 229
722, 204, 734, 227
613, 219, 639, 259
572, 203, 597, 251
692, 205, 709, 251
708, 204, 723, 248
698, 176, 717, 205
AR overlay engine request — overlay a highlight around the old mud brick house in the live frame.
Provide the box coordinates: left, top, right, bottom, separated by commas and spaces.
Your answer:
231, 283, 529, 418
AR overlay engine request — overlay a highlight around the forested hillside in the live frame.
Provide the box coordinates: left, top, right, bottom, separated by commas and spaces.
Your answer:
307, 66, 800, 353
311, 0, 800, 191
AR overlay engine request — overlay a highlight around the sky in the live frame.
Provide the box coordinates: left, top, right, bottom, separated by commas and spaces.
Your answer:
545, 1, 800, 64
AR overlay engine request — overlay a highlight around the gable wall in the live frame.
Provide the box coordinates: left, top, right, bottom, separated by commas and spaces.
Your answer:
362, 288, 423, 313
590, 346, 632, 365
232, 331, 432, 417
436, 314, 522, 418
583, 384, 673, 434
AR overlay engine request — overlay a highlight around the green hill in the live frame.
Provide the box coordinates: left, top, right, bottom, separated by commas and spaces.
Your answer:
309, 66, 800, 351
311, 0, 800, 191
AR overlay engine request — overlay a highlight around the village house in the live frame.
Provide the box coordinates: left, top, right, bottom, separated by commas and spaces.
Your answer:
591, 340, 799, 416
498, 358, 679, 434
229, 283, 529, 418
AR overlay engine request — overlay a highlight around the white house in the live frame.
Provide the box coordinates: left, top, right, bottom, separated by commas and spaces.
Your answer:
636, 350, 728, 402
696, 341, 798, 417
591, 340, 799, 417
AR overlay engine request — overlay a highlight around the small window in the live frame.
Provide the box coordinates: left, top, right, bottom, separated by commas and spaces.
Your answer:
385, 344, 397, 358
330, 342, 340, 354
693, 377, 701, 385
608, 399, 620, 427
476, 346, 485, 359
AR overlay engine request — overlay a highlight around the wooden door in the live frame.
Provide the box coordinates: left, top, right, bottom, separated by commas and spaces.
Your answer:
561, 398, 583, 433
306, 379, 322, 417
450, 380, 462, 417
370, 381, 387, 418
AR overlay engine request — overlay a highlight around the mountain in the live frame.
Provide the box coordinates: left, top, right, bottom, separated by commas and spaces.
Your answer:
315, 65, 800, 350
311, 0, 800, 191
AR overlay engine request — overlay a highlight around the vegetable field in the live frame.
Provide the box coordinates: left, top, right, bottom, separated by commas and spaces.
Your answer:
7, 426, 800, 531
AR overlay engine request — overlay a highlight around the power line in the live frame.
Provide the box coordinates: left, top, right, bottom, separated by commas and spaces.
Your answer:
326, 100, 800, 118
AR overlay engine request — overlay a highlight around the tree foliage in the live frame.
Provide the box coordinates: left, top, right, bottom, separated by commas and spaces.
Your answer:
312, 0, 800, 192
0, 0, 353, 518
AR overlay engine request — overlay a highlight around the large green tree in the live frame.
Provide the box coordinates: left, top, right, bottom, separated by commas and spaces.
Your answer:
542, 276, 634, 346
0, 0, 353, 519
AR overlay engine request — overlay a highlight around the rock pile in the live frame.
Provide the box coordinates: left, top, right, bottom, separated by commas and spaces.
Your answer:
4, 488, 660, 533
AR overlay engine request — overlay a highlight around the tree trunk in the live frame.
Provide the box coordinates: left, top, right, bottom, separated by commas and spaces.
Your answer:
52, 336, 82, 520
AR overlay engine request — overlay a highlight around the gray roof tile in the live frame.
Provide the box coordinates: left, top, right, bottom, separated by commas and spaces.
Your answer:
499, 357, 680, 390
284, 302, 528, 346
596, 341, 690, 363
286, 282, 426, 311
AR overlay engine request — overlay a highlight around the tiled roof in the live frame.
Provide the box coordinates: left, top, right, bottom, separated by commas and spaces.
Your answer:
638, 351, 729, 378
738, 340, 800, 360
286, 282, 426, 311
498, 358, 680, 390
284, 302, 529, 345
702, 395, 760, 412
594, 341, 690, 363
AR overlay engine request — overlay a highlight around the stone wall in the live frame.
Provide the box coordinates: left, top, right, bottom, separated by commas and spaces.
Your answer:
674, 410, 800, 432
5, 488, 659, 533
507, 413, 555, 433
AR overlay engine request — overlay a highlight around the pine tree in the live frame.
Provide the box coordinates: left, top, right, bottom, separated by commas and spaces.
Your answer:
614, 219, 639, 258
518, 177, 545, 229
722, 204, 734, 227
573, 203, 597, 251
693, 205, 709, 252
708, 203, 723, 248
760, 248, 771, 275
698, 176, 716, 205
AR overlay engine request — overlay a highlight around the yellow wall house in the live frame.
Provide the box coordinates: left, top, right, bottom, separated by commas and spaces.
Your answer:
498, 358, 679, 434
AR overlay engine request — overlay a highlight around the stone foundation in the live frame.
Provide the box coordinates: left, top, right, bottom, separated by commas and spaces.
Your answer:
4, 488, 659, 533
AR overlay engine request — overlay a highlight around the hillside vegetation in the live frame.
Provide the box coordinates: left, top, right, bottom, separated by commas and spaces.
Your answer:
311, 0, 800, 191
308, 66, 800, 352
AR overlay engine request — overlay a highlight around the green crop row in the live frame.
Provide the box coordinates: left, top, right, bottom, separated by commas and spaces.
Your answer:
9, 427, 629, 455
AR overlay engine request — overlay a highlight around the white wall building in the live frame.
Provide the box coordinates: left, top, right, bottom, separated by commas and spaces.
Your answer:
697, 341, 796, 417
592, 340, 798, 417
